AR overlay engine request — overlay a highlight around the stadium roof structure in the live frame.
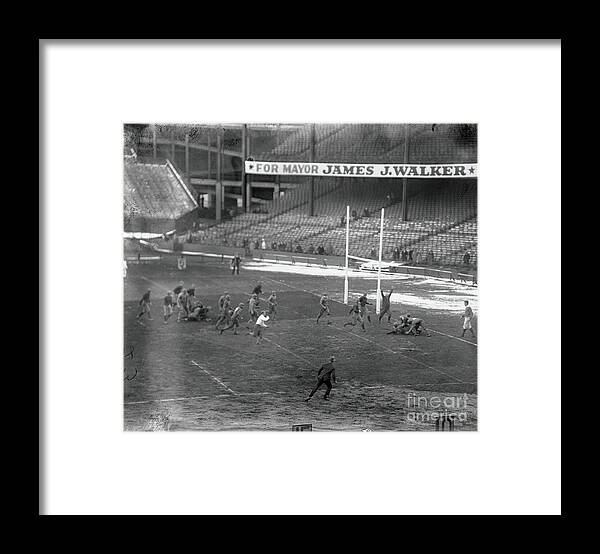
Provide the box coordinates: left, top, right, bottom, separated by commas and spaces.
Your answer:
124, 160, 197, 225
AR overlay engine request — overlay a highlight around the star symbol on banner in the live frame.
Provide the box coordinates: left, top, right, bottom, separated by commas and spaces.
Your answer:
468, 166, 476, 174
249, 164, 254, 170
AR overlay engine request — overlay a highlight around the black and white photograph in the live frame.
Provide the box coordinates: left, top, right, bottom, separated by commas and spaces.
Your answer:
41, 39, 561, 515
123, 123, 478, 431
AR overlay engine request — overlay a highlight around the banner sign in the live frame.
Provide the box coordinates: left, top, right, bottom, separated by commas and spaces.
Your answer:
245, 161, 477, 179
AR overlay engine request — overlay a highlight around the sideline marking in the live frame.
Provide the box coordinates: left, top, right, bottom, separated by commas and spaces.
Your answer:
190, 360, 237, 395
429, 328, 477, 346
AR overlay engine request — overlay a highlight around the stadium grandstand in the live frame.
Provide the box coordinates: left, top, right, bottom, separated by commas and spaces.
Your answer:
124, 123, 477, 268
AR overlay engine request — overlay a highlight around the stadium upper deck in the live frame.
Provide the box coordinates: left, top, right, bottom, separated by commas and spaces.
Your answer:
124, 123, 477, 266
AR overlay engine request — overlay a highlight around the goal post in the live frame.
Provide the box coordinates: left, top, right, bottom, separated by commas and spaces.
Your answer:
344, 206, 385, 315
344, 205, 350, 305
376, 207, 384, 315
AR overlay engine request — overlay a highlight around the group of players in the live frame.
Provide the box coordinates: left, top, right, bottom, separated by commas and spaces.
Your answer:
215, 283, 279, 345
134, 275, 475, 403
136, 280, 280, 345
136, 282, 210, 325
136, 281, 441, 341
339, 287, 431, 337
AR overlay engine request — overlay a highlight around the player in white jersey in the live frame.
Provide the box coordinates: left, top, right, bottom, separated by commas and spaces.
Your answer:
248, 310, 270, 344
461, 300, 476, 338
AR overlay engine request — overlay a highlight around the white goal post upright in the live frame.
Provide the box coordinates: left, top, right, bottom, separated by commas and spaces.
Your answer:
343, 206, 385, 311
344, 205, 350, 304
376, 207, 384, 315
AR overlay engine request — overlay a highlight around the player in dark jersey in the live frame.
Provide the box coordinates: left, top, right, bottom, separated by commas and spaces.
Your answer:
252, 282, 263, 296
358, 293, 372, 323
163, 291, 173, 323
387, 315, 410, 334
231, 253, 242, 275
378, 287, 393, 324
246, 293, 260, 328
388, 314, 430, 337
344, 302, 365, 331
219, 303, 244, 335
267, 292, 278, 320
404, 316, 431, 337
136, 289, 152, 321
305, 356, 337, 401
186, 284, 196, 314
187, 301, 210, 321
173, 281, 184, 297
217, 291, 229, 312
215, 294, 232, 329
176, 288, 189, 322
316, 294, 332, 324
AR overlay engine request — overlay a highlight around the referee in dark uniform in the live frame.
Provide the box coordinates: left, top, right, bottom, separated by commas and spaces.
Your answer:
305, 356, 337, 402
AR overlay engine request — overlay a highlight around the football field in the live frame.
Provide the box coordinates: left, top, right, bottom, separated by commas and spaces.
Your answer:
124, 257, 478, 431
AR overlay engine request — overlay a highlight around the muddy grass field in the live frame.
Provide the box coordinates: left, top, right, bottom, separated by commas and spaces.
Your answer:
124, 256, 478, 431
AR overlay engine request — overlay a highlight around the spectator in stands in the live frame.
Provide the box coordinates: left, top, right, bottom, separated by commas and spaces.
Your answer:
295, 243, 303, 254
370, 247, 377, 259
393, 246, 400, 261
254, 239, 260, 250
308, 244, 315, 254
317, 245, 325, 255
261, 238, 267, 250
408, 249, 414, 262
352, 209, 358, 220
272, 241, 278, 250
463, 251, 471, 266
340, 215, 346, 227
363, 208, 370, 218
415, 250, 422, 264
401, 249, 408, 262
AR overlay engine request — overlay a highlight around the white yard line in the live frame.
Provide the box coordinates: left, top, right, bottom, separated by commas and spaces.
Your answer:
329, 322, 466, 384
125, 390, 291, 406
261, 336, 313, 365
190, 360, 238, 396
140, 275, 168, 290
